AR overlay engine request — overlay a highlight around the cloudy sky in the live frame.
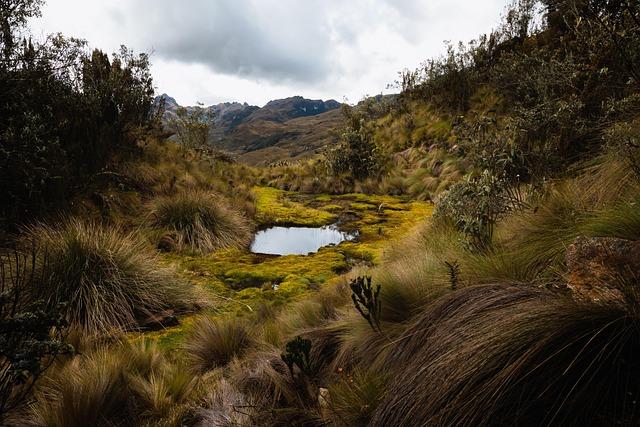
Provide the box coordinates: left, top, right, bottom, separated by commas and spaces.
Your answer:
29, 0, 510, 107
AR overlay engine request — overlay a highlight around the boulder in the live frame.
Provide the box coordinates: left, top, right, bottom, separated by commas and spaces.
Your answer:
138, 310, 179, 331
566, 236, 640, 301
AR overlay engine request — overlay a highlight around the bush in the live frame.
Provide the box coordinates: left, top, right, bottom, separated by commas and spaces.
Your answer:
0, 246, 72, 420
324, 104, 381, 180
185, 316, 253, 373
434, 171, 511, 249
149, 190, 252, 253
22, 219, 197, 333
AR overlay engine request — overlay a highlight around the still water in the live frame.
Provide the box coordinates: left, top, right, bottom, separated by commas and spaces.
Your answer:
250, 224, 356, 255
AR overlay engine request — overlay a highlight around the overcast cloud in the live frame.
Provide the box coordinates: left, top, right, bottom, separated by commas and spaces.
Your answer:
29, 0, 510, 106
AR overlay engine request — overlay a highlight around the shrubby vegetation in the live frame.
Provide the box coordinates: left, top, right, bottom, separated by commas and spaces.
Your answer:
2, 0, 640, 425
0, 5, 157, 228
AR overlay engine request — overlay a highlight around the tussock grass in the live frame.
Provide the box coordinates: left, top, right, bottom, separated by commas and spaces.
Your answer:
229, 349, 322, 424
149, 189, 252, 253
185, 316, 253, 373
28, 341, 196, 427
22, 218, 197, 333
372, 283, 640, 426
328, 370, 387, 426
197, 378, 255, 426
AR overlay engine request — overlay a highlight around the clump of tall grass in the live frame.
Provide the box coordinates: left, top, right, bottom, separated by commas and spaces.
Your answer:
185, 316, 253, 373
22, 219, 197, 333
28, 341, 196, 427
228, 350, 322, 424
372, 283, 640, 426
328, 370, 387, 426
149, 190, 252, 253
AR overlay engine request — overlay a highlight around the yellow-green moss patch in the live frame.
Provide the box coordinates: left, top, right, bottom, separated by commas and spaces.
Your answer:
253, 186, 336, 226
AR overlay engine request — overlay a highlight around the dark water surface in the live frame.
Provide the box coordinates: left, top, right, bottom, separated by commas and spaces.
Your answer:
250, 224, 356, 255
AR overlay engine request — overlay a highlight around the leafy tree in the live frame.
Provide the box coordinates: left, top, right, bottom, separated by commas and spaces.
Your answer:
0, 0, 156, 228
0, 0, 44, 64
325, 104, 381, 179
168, 105, 214, 154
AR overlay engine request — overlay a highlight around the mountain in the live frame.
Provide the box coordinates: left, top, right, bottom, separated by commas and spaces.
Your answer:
155, 94, 343, 166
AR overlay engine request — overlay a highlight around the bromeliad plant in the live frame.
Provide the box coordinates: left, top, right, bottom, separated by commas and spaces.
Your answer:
350, 276, 382, 332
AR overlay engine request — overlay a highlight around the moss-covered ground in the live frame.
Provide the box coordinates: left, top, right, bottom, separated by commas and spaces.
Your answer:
137, 187, 432, 356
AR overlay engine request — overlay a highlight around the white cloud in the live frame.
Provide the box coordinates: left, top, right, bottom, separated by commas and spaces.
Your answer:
29, 0, 510, 106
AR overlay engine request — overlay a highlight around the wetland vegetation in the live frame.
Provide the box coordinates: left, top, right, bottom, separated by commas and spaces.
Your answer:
2, 0, 640, 426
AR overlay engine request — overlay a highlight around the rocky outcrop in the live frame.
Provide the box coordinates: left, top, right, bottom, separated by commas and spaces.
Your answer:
566, 236, 640, 301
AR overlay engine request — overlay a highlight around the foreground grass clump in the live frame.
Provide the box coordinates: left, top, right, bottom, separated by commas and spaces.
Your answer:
372, 283, 640, 426
185, 316, 253, 373
149, 190, 252, 253
27, 341, 196, 427
328, 370, 387, 426
23, 219, 197, 333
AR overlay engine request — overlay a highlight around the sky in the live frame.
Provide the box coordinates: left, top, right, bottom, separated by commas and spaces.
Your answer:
29, 0, 511, 107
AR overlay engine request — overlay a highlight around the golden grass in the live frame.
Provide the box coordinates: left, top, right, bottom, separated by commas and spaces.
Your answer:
21, 218, 198, 333
148, 189, 252, 253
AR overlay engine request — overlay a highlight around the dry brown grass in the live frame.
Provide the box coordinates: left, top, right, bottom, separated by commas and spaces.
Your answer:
21, 218, 198, 333
27, 341, 197, 427
372, 283, 640, 426
185, 316, 254, 373
148, 190, 253, 253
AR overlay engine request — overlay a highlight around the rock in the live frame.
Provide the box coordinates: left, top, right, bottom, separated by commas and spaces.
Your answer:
138, 310, 179, 331
157, 232, 177, 252
565, 236, 640, 302
318, 387, 331, 420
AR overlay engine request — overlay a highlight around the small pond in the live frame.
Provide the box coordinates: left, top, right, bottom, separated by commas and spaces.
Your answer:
250, 224, 357, 256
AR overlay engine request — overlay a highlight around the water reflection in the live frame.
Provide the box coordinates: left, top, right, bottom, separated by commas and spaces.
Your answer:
250, 224, 356, 255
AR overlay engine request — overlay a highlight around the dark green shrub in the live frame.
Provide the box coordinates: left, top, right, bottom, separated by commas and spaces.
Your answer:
324, 105, 381, 180
434, 171, 510, 250
0, 246, 71, 419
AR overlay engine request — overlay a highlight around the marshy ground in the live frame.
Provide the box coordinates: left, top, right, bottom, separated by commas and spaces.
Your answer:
139, 186, 432, 354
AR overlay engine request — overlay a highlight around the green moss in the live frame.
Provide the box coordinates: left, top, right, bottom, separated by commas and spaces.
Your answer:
350, 202, 378, 211
253, 186, 336, 226
322, 204, 343, 212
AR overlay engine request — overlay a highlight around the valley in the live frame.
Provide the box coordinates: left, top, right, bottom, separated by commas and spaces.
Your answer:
2, 1, 640, 426
159, 94, 344, 166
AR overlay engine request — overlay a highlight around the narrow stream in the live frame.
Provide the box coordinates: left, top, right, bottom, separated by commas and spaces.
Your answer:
250, 224, 357, 255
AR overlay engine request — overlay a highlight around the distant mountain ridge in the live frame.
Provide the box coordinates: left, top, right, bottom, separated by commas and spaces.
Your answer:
156, 94, 344, 165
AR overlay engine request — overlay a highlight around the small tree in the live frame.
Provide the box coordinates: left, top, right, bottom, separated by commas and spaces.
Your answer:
325, 104, 380, 179
169, 105, 214, 155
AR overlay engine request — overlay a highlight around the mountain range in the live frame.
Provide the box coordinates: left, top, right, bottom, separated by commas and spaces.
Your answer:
157, 94, 344, 166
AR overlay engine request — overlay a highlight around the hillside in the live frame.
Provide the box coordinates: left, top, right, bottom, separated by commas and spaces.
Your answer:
158, 94, 343, 166
3, 1, 640, 427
